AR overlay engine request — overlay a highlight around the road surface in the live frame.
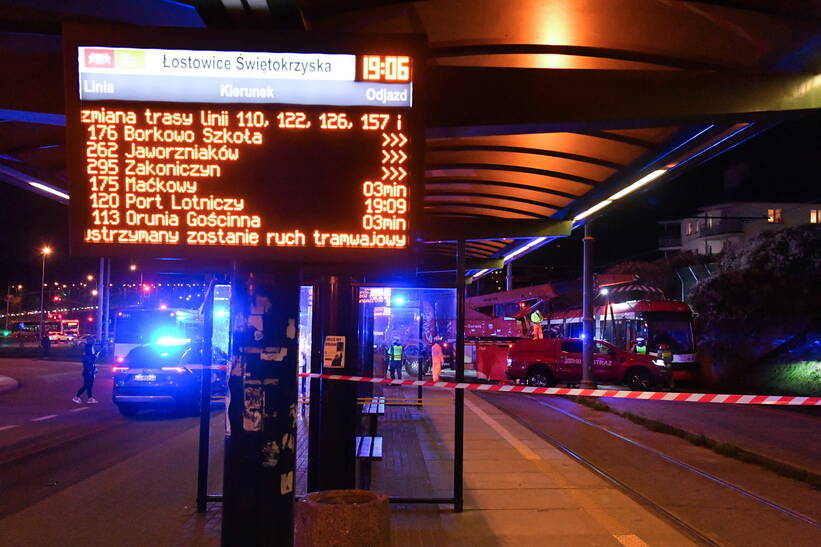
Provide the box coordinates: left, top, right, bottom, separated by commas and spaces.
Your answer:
0, 357, 223, 546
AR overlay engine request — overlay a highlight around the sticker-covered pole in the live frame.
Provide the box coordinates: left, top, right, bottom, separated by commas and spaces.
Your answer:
222, 265, 300, 546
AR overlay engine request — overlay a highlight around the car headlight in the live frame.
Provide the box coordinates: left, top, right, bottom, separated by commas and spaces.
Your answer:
653, 359, 669, 367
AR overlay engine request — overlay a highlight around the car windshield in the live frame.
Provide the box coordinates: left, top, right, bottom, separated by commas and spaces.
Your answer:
645, 312, 694, 353
125, 345, 185, 368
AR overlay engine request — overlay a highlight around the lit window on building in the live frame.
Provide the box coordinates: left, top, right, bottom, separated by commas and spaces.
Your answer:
686, 222, 692, 235
811, 209, 819, 224
767, 208, 782, 224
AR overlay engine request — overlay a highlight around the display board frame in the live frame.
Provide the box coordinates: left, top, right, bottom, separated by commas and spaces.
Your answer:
63, 24, 426, 263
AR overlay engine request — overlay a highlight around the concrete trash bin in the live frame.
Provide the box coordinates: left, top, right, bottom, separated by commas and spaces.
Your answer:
296, 489, 390, 547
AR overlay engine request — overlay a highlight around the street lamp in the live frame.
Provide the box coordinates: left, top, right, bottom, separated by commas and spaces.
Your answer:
39, 246, 52, 339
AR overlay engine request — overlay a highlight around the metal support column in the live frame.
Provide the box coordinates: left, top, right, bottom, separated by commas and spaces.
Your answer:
196, 279, 215, 513
96, 257, 104, 346
506, 262, 513, 291
454, 240, 466, 512
581, 224, 595, 388
103, 258, 111, 355
314, 275, 357, 491
222, 265, 300, 546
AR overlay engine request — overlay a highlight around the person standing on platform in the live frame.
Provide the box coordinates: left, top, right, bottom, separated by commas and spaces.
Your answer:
386, 338, 403, 380
430, 337, 444, 382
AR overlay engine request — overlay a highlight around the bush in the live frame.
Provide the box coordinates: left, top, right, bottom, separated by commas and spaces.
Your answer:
690, 225, 821, 381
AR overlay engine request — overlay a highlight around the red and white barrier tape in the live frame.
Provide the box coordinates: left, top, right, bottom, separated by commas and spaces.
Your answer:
297, 372, 820, 406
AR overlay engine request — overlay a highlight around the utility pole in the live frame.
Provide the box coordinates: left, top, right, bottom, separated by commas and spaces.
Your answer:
5, 285, 10, 330
581, 223, 595, 388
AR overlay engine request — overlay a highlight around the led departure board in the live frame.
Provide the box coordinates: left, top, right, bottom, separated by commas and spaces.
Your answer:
64, 26, 424, 260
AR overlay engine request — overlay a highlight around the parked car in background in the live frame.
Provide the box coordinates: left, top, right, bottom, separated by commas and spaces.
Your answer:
112, 342, 228, 417
506, 338, 670, 390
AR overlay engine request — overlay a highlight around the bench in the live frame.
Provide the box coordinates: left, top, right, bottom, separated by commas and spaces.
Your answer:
361, 396, 385, 436
355, 435, 383, 489
355, 435, 383, 460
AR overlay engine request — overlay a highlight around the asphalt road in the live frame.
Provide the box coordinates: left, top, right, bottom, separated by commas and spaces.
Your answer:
481, 392, 821, 546
0, 356, 223, 545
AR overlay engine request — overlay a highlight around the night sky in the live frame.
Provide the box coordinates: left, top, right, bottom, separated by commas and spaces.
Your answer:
0, 112, 818, 291
514, 111, 821, 283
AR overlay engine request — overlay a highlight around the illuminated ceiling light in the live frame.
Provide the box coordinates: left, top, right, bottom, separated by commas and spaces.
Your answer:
607, 169, 667, 201
573, 169, 667, 223
28, 182, 69, 200
471, 269, 490, 279
574, 200, 613, 222
503, 237, 547, 263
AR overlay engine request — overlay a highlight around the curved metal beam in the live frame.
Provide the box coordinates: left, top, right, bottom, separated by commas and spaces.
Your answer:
424, 190, 559, 214
425, 179, 580, 204
425, 144, 625, 169
430, 43, 729, 70
426, 162, 600, 187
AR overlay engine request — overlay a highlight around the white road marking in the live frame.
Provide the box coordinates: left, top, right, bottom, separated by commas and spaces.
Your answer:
70, 407, 90, 412
0, 424, 19, 431
464, 397, 541, 461
31, 414, 58, 422
614, 534, 650, 547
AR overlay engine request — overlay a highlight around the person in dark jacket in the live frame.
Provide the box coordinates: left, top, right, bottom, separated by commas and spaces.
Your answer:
73, 342, 99, 404
40, 333, 51, 359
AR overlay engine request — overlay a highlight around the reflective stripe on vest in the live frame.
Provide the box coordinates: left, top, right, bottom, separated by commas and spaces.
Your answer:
391, 344, 403, 360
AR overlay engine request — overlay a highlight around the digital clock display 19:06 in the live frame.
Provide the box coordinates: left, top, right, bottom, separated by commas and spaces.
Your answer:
361, 55, 411, 82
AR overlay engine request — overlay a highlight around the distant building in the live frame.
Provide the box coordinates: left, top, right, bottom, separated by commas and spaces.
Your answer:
659, 202, 821, 255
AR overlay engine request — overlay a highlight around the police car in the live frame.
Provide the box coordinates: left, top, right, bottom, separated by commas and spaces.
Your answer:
112, 340, 227, 417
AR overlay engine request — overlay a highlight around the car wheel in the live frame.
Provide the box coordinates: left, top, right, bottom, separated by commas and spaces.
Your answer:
118, 405, 139, 417
526, 366, 553, 387
626, 368, 652, 391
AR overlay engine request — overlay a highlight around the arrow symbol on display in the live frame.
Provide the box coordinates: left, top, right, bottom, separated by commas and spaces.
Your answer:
382, 149, 390, 163
382, 133, 391, 147
382, 166, 391, 180
397, 166, 407, 180
398, 133, 407, 146
397, 150, 407, 163
391, 133, 400, 146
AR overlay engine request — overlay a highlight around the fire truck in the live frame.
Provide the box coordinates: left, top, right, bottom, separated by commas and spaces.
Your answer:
466, 277, 699, 383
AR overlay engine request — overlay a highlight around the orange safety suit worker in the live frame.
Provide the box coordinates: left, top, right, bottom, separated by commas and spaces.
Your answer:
431, 340, 444, 382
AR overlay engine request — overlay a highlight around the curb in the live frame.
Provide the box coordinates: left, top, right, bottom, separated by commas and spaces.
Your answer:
0, 375, 20, 394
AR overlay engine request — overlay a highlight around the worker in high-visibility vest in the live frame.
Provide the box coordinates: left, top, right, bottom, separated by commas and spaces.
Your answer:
530, 309, 544, 339
632, 337, 648, 355
431, 337, 444, 382
386, 338, 404, 379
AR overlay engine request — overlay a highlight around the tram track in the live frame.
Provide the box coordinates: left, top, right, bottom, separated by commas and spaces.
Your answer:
480, 393, 821, 546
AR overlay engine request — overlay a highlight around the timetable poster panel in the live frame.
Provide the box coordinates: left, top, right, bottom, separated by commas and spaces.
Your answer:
64, 27, 424, 261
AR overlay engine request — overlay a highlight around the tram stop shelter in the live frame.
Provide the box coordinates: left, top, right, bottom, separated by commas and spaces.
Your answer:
0, 0, 819, 545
